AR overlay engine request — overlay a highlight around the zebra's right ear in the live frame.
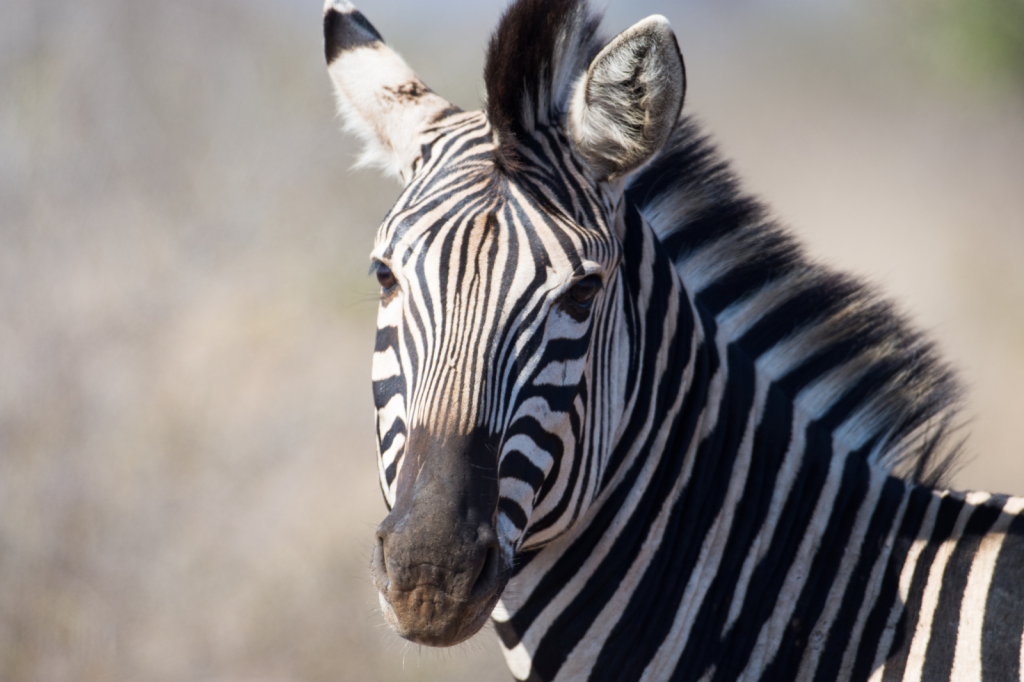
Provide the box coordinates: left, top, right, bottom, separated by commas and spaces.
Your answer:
568, 15, 685, 181
323, 0, 460, 183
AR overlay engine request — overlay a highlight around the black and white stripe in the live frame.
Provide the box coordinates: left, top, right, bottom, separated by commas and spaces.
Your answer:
322, 0, 1024, 679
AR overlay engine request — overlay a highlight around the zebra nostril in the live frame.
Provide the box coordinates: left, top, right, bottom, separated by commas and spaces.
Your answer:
372, 532, 391, 591
470, 543, 500, 599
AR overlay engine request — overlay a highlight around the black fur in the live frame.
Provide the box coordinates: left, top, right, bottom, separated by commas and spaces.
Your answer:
626, 118, 963, 487
484, 0, 601, 171
324, 7, 384, 64
484, 0, 961, 486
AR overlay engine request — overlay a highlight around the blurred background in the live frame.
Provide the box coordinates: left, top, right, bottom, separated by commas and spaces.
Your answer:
1, 0, 1022, 679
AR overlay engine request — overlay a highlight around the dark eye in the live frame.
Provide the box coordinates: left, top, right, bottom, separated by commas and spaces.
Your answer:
568, 274, 602, 307
376, 262, 397, 290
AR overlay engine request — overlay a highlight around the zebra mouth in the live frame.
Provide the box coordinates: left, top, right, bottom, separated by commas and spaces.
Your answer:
368, 425, 507, 646
371, 537, 509, 646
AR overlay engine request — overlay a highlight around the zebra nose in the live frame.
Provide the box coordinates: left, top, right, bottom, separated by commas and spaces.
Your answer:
370, 427, 508, 645
371, 516, 506, 647
372, 517, 500, 600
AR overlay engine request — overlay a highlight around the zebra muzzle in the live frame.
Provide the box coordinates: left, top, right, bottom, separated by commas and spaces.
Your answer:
370, 427, 508, 646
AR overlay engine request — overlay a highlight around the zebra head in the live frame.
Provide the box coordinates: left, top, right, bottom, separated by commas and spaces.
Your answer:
324, 0, 684, 646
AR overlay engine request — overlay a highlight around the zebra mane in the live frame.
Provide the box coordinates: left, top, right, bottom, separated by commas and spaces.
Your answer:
626, 119, 964, 487
484, 0, 603, 171
483, 0, 963, 486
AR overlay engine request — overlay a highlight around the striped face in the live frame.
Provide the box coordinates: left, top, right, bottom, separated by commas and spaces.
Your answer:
371, 111, 624, 559
324, 0, 684, 648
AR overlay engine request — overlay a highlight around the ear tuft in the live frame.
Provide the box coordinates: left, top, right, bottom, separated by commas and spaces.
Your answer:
568, 15, 685, 180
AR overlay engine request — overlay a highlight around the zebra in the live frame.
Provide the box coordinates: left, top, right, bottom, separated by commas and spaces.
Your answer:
321, 0, 1024, 679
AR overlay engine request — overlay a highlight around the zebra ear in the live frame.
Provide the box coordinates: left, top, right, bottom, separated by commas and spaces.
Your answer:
324, 0, 460, 183
568, 15, 685, 180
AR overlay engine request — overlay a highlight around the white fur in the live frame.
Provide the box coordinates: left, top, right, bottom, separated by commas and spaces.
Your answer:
950, 496, 1024, 681
867, 490, 948, 682
901, 492, 989, 682
324, 2, 456, 182
568, 15, 684, 179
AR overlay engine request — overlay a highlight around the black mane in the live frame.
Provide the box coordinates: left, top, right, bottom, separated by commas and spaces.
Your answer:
484, 0, 602, 171
484, 0, 962, 487
627, 119, 963, 486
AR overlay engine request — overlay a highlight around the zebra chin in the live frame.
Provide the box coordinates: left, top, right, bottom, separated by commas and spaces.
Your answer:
370, 534, 509, 647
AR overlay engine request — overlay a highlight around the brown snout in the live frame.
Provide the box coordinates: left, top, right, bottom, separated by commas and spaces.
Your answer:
372, 516, 503, 646
371, 427, 507, 646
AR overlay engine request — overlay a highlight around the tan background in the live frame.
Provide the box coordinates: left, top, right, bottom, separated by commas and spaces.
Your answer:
1, 0, 1022, 679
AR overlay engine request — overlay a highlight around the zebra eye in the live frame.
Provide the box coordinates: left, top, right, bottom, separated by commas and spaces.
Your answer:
376, 262, 397, 291
568, 275, 602, 307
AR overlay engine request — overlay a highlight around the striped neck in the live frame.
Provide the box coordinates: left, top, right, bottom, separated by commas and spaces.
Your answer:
493, 182, 967, 681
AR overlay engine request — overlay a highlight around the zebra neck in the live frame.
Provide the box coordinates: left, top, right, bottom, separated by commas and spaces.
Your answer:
496, 204, 954, 680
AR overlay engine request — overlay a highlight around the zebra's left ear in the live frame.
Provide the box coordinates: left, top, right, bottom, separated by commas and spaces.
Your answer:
568, 15, 685, 181
324, 0, 460, 183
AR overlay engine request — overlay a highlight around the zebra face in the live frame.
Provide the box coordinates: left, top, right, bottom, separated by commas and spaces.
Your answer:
367, 125, 624, 645
325, 0, 684, 646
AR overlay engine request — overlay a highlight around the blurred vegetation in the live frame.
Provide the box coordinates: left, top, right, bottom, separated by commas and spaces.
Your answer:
900, 0, 1024, 93
0, 0, 505, 679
